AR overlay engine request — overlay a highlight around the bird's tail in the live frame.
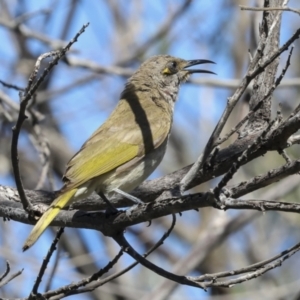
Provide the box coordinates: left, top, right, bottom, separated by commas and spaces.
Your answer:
22, 188, 77, 251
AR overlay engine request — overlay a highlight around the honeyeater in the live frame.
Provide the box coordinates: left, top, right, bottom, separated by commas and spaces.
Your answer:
23, 55, 215, 251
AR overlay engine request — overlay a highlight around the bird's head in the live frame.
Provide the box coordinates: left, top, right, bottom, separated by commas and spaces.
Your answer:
129, 55, 215, 103
137, 55, 215, 83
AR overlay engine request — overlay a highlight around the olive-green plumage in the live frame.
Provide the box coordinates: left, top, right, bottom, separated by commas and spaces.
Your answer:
23, 55, 215, 251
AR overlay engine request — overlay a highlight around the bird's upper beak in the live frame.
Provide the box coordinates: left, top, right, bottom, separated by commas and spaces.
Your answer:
184, 59, 216, 75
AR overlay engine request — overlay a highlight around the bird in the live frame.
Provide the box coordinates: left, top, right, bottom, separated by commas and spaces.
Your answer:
22, 55, 215, 251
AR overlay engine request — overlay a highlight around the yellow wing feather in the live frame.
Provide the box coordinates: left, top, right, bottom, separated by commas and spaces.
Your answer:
65, 142, 140, 189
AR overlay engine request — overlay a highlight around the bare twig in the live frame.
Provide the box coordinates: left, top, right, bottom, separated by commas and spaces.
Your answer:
229, 160, 300, 198
0, 261, 10, 282
30, 227, 64, 297
203, 240, 300, 288
0, 265, 24, 288
275, 45, 294, 86
213, 120, 275, 197
0, 79, 25, 91
10, 23, 89, 215
215, 101, 263, 147
47, 247, 124, 300
198, 240, 300, 281
44, 244, 61, 291
44, 214, 176, 299
240, 5, 300, 16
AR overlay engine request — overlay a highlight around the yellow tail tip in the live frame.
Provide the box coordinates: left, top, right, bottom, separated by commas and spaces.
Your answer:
22, 245, 29, 252
22, 235, 37, 251
22, 189, 77, 251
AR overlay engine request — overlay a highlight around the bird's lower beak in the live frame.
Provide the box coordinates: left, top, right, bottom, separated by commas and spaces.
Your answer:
184, 59, 216, 75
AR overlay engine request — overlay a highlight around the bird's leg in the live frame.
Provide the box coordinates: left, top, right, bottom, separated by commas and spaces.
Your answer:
112, 188, 144, 219
112, 188, 144, 205
98, 191, 119, 215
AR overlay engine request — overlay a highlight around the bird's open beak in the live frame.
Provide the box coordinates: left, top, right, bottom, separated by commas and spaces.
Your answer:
184, 59, 216, 75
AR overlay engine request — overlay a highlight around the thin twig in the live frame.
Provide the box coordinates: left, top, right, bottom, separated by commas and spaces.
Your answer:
0, 261, 10, 281
30, 228, 64, 297
197, 241, 300, 281
240, 5, 300, 16
0, 79, 25, 91
48, 247, 124, 300
213, 120, 275, 197
0, 268, 24, 288
215, 101, 263, 147
10, 23, 89, 215
25, 50, 61, 94
203, 240, 300, 288
43, 214, 176, 299
44, 244, 61, 291
229, 160, 300, 198
275, 45, 294, 87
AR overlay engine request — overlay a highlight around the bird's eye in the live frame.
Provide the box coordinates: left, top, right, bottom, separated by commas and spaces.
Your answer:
170, 61, 177, 69
162, 61, 178, 75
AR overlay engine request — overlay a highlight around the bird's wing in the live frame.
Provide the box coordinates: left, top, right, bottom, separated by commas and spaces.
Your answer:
64, 138, 139, 188
63, 102, 171, 189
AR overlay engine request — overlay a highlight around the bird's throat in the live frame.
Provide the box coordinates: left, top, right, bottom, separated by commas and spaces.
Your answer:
160, 85, 179, 105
